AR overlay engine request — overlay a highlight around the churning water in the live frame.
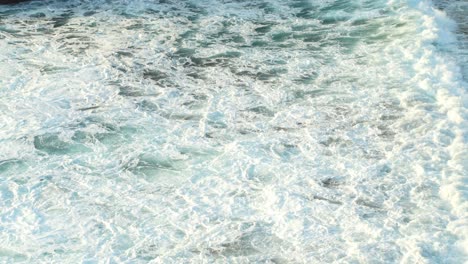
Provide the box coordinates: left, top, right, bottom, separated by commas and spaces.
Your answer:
0, 0, 467, 262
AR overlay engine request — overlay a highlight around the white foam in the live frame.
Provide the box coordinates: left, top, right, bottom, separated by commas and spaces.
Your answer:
0, 0, 467, 262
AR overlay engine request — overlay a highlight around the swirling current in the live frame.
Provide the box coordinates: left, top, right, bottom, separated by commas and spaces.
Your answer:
0, 0, 467, 263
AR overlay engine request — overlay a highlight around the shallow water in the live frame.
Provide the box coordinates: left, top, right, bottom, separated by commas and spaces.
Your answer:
0, 0, 467, 262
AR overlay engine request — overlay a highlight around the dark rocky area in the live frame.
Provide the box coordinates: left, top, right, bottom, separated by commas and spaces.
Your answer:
0, 0, 28, 4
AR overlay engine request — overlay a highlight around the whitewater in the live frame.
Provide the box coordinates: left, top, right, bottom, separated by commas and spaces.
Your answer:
0, 0, 467, 263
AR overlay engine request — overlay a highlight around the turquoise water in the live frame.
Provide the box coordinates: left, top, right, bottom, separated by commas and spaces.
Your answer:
0, 0, 467, 262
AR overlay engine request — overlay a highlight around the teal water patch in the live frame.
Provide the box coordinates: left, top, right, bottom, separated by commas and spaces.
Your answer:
0, 159, 25, 174
34, 133, 91, 155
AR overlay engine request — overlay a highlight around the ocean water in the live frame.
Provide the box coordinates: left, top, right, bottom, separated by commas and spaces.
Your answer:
0, 0, 467, 262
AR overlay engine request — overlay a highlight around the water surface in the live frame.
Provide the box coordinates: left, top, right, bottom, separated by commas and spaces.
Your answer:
0, 0, 467, 262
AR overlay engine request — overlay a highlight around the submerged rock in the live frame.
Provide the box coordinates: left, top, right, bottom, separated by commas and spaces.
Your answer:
0, 0, 28, 4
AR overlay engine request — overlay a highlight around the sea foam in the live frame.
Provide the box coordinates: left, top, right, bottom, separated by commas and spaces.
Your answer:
0, 0, 466, 262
